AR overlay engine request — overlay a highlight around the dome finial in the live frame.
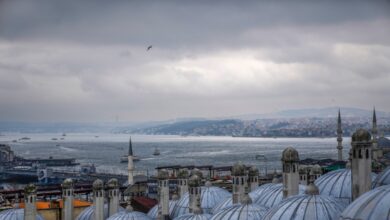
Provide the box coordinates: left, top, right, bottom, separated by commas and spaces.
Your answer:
305, 182, 319, 195
272, 171, 280, 183
193, 205, 204, 215
241, 187, 253, 205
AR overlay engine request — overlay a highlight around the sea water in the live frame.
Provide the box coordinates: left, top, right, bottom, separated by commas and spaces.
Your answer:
0, 133, 351, 175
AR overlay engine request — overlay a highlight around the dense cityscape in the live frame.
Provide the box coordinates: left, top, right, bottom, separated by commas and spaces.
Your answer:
1, 0, 390, 219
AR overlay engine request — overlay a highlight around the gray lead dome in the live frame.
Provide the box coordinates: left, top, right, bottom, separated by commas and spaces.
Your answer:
249, 183, 306, 209
0, 209, 45, 220
314, 168, 377, 205
373, 166, 390, 188
263, 194, 345, 220
281, 147, 299, 162
340, 185, 390, 220
107, 211, 153, 220
76, 204, 124, 220
352, 128, 371, 142
210, 202, 268, 220
171, 186, 231, 218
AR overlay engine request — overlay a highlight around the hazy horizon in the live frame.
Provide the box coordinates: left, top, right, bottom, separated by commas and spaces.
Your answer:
1, 0, 390, 122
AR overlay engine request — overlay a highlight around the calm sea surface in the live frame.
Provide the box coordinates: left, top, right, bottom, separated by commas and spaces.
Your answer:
0, 133, 352, 175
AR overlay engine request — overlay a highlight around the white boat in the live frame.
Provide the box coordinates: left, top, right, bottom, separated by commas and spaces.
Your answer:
153, 148, 160, 156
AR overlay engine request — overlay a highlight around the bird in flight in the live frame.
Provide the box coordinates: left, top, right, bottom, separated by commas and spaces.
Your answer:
147, 45, 152, 51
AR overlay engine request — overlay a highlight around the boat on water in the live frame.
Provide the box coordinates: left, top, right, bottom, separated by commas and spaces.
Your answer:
62, 133, 67, 137
51, 138, 58, 141
19, 137, 31, 141
153, 148, 160, 156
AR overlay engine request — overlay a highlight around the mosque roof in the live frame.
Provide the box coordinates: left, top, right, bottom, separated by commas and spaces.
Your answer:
249, 183, 306, 209
171, 186, 230, 218
107, 210, 153, 220
373, 166, 390, 188
263, 194, 345, 220
0, 208, 45, 220
210, 196, 268, 220
340, 185, 390, 220
75, 204, 124, 220
314, 168, 377, 205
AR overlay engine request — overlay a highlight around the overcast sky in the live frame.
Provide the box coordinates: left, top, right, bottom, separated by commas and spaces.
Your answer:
0, 0, 390, 122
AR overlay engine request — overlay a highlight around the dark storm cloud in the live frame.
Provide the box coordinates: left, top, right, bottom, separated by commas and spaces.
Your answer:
0, 0, 389, 122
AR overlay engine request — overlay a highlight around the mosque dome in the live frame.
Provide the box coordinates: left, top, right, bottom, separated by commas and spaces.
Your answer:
62, 178, 74, 189
263, 193, 345, 220
107, 210, 153, 220
314, 168, 377, 205
92, 179, 104, 190
177, 169, 190, 179
24, 183, 37, 194
373, 166, 390, 188
188, 175, 202, 188
157, 169, 170, 180
0, 209, 45, 220
231, 162, 246, 176
249, 183, 306, 209
106, 178, 119, 189
210, 195, 268, 220
173, 213, 211, 220
248, 166, 259, 177
378, 136, 390, 148
76, 204, 124, 220
173, 207, 211, 220
191, 169, 203, 178
281, 147, 299, 162
171, 186, 231, 218
340, 185, 390, 220
352, 129, 371, 142
147, 199, 179, 218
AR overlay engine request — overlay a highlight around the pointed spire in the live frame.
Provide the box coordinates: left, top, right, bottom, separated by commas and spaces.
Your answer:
338, 108, 341, 124
128, 136, 133, 156
373, 107, 377, 124
337, 109, 343, 161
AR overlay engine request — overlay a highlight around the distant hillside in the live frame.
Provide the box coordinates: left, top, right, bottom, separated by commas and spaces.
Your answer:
2, 107, 390, 136
122, 108, 390, 137
229, 107, 390, 120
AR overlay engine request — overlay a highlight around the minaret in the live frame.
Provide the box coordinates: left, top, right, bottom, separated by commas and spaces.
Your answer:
107, 178, 120, 217
62, 179, 74, 220
177, 168, 189, 198
128, 137, 134, 185
337, 109, 343, 161
282, 147, 300, 198
231, 162, 247, 204
92, 179, 105, 220
248, 166, 259, 192
157, 169, 170, 220
188, 172, 202, 214
24, 184, 37, 220
351, 129, 372, 201
372, 108, 379, 160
